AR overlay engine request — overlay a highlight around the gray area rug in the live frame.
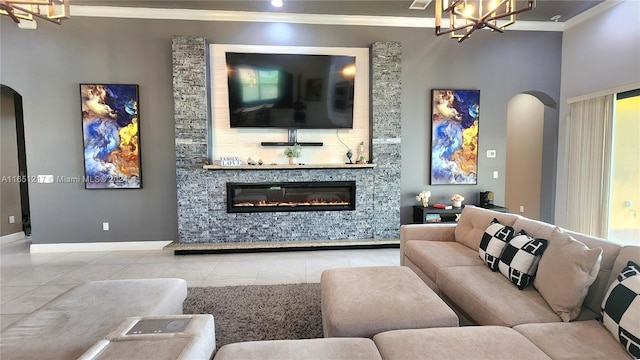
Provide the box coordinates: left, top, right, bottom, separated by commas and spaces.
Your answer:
183, 283, 323, 348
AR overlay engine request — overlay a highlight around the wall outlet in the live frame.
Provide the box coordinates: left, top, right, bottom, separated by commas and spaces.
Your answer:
520, 206, 525, 213
102, 222, 110, 231
493, 171, 499, 179
487, 150, 496, 158
8, 216, 15, 224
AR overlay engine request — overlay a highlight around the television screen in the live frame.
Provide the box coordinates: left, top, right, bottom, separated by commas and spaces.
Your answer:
226, 52, 356, 129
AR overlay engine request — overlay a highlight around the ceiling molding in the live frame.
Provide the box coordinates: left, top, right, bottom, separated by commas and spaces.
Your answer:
563, 0, 625, 31
567, 81, 640, 104
70, 5, 566, 32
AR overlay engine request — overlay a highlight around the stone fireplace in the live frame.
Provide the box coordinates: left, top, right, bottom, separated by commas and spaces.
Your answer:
172, 37, 401, 247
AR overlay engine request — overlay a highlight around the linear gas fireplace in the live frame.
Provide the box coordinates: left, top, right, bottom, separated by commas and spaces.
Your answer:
227, 181, 356, 213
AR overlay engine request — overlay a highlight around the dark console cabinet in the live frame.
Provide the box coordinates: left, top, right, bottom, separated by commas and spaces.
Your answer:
412, 205, 509, 224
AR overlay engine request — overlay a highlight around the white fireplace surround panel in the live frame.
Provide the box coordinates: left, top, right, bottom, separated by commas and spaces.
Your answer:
209, 44, 370, 165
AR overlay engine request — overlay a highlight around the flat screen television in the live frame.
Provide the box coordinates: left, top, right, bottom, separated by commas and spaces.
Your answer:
226, 52, 356, 129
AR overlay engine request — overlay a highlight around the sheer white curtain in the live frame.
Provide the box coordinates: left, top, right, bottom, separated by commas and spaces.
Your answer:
566, 95, 614, 238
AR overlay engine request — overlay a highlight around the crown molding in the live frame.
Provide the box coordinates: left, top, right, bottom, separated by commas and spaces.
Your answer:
70, 5, 566, 32
71, 1, 625, 33
563, 0, 625, 31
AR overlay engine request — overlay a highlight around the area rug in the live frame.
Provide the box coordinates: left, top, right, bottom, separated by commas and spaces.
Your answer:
183, 283, 323, 348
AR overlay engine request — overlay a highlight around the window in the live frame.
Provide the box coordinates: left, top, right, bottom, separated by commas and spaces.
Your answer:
608, 89, 640, 246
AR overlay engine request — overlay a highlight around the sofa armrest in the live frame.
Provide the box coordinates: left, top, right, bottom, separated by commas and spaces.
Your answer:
400, 224, 457, 265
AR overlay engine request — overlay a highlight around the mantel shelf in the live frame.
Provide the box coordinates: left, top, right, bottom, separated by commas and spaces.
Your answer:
203, 163, 377, 170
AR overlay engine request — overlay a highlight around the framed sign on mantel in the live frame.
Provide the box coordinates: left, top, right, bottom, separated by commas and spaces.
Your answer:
80, 84, 142, 189
430, 89, 480, 185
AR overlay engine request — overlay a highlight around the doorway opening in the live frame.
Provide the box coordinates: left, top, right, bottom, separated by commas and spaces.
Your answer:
505, 92, 557, 223
1, 85, 31, 236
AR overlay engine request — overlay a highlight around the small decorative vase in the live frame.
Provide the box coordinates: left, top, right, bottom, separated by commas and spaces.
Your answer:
421, 198, 429, 208
357, 142, 365, 163
452, 200, 462, 208
288, 157, 295, 165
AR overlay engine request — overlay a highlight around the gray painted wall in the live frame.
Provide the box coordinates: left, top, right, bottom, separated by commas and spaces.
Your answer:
555, 1, 640, 227
0, 15, 562, 245
1, 87, 23, 236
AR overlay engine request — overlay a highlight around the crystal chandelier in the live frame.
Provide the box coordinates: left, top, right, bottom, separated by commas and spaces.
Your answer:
0, 0, 70, 25
435, 0, 535, 43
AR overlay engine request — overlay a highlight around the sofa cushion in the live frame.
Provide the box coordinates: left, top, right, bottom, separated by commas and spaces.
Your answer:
213, 338, 382, 360
404, 240, 484, 281
373, 326, 551, 360
514, 320, 633, 360
498, 230, 548, 290
601, 261, 640, 358
455, 205, 519, 251
436, 266, 561, 326
479, 218, 516, 271
533, 227, 603, 322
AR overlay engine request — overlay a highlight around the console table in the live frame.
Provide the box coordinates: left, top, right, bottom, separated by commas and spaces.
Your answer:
412, 205, 509, 224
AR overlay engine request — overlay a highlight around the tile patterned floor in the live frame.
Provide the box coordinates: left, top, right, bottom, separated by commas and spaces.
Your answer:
0, 237, 399, 330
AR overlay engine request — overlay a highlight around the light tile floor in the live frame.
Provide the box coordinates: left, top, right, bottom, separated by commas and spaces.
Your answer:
0, 237, 399, 330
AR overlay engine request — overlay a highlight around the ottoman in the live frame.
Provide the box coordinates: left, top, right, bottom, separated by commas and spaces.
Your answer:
321, 266, 458, 338
213, 338, 381, 360
79, 315, 216, 360
0, 278, 188, 360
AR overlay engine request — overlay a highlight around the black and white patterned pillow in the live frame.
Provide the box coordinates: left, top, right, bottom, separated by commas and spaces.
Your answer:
498, 230, 547, 290
479, 218, 515, 271
601, 261, 640, 358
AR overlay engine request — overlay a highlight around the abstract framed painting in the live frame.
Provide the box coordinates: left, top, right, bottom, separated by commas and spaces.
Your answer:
80, 84, 142, 189
430, 89, 480, 185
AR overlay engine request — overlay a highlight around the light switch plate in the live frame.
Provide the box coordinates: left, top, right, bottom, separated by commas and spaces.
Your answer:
487, 150, 496, 158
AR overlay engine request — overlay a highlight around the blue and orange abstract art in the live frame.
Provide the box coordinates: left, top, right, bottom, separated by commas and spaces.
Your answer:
80, 84, 141, 189
430, 89, 479, 185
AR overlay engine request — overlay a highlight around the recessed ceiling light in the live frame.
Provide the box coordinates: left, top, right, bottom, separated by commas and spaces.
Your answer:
271, 0, 283, 8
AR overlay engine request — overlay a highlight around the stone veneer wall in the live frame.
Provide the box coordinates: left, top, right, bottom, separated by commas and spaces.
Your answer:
173, 36, 401, 244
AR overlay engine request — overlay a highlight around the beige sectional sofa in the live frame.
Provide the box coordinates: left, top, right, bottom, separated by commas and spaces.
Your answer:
215, 205, 638, 359
401, 205, 639, 358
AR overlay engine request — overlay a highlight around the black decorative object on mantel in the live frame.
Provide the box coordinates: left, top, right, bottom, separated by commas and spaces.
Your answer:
346, 150, 353, 164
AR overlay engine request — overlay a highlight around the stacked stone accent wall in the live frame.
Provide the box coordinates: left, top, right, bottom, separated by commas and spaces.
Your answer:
173, 36, 401, 244
172, 36, 208, 168
371, 42, 402, 239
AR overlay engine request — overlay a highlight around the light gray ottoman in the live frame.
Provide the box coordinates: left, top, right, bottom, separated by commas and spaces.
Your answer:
321, 266, 458, 338
213, 338, 381, 360
0, 278, 188, 360
79, 315, 216, 360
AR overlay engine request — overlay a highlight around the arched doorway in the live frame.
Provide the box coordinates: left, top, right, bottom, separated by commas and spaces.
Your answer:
505, 92, 557, 222
1, 85, 31, 237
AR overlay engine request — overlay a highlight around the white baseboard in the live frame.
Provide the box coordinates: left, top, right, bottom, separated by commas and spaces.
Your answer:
1, 232, 26, 244
30, 240, 173, 253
